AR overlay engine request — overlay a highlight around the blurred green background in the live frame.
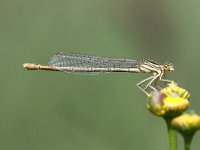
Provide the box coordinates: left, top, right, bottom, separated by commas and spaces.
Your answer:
1, 0, 200, 150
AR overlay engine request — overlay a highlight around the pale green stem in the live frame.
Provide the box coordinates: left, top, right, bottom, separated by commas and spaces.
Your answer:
183, 133, 194, 150
165, 118, 177, 150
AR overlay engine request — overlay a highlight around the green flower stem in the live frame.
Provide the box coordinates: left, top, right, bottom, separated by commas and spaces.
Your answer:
165, 118, 177, 150
183, 133, 194, 150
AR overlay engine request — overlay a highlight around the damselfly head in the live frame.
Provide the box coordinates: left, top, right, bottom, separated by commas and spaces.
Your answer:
164, 62, 174, 72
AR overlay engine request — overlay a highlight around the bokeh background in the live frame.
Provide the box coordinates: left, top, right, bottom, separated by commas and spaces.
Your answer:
1, 0, 200, 150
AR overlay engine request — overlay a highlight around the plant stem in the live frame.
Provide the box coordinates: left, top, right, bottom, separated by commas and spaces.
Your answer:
165, 118, 177, 150
183, 133, 194, 150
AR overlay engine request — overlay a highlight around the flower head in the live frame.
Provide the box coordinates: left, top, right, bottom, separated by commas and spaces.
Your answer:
147, 82, 190, 118
172, 113, 200, 135
161, 81, 190, 100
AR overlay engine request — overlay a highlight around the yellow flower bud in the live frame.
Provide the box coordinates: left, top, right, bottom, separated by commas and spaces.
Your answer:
162, 95, 190, 118
148, 91, 189, 117
147, 91, 166, 116
147, 82, 190, 118
172, 113, 200, 135
161, 81, 190, 100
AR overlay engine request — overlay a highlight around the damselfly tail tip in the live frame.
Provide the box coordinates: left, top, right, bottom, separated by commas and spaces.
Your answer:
23, 63, 28, 68
23, 63, 29, 69
23, 63, 39, 70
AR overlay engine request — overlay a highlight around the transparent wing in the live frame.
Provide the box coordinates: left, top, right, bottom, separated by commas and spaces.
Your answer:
48, 52, 139, 74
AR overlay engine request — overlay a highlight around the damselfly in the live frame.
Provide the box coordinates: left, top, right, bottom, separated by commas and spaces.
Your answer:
23, 52, 174, 96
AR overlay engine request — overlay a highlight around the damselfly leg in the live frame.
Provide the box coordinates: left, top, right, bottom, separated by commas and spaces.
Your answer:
137, 75, 158, 96
137, 72, 173, 96
155, 72, 174, 90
